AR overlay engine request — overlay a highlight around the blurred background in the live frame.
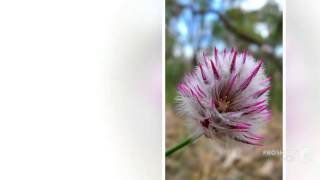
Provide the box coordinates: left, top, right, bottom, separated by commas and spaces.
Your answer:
0, 0, 162, 180
286, 0, 320, 179
165, 0, 283, 179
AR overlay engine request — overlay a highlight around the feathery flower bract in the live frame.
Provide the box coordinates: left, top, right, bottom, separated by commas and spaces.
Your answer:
177, 48, 271, 146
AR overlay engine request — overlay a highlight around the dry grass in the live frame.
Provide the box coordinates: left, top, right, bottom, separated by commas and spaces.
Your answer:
166, 107, 282, 180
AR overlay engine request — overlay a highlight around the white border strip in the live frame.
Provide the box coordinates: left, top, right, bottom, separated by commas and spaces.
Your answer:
162, 0, 166, 178
283, 0, 287, 179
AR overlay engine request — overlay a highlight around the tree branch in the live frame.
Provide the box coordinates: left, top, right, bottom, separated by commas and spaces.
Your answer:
170, 3, 282, 71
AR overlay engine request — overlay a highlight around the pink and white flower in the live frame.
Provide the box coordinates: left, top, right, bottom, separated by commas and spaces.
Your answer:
177, 48, 271, 146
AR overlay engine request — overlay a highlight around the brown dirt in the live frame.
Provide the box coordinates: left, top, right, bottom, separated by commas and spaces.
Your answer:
166, 107, 282, 180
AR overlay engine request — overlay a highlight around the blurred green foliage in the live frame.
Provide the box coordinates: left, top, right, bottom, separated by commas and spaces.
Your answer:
166, 59, 189, 105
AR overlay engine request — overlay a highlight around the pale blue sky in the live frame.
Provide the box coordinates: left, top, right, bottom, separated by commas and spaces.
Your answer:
169, 0, 283, 59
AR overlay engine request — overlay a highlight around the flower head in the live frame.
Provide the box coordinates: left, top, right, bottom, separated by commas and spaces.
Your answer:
177, 48, 271, 146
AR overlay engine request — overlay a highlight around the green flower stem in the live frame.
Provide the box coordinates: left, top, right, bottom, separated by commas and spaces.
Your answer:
166, 132, 203, 157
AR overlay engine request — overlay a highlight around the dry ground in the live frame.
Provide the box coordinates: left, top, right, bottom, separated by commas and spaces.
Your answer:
166, 107, 282, 180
